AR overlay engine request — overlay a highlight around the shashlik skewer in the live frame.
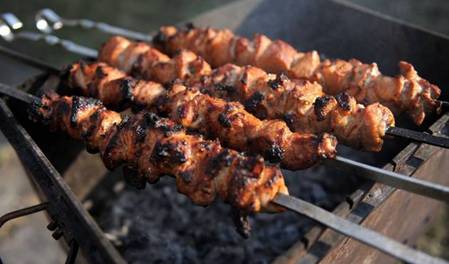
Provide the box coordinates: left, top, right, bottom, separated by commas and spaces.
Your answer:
154, 25, 442, 125
29, 91, 289, 213
66, 61, 337, 170
97, 36, 391, 151
97, 36, 449, 149
1, 83, 447, 264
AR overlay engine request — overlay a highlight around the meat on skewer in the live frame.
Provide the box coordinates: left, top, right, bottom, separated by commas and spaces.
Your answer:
97, 37, 394, 152
153, 26, 441, 125
30, 92, 288, 213
66, 62, 337, 170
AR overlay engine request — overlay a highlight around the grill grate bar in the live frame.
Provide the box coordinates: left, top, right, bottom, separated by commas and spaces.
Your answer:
0, 202, 48, 228
273, 193, 448, 264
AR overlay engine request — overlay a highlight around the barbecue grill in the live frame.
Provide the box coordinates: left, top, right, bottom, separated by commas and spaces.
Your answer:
0, 0, 449, 263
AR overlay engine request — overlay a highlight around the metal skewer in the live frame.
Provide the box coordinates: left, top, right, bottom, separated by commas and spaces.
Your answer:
1, 14, 449, 203
0, 83, 446, 264
35, 8, 152, 42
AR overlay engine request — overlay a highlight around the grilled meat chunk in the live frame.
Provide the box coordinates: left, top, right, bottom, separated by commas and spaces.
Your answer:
99, 36, 211, 84
30, 93, 288, 213
154, 26, 440, 125
67, 62, 337, 170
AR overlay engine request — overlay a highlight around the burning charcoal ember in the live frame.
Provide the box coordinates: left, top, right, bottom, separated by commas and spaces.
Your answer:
95, 165, 359, 263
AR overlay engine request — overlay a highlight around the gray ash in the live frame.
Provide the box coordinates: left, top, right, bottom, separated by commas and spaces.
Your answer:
95, 160, 362, 264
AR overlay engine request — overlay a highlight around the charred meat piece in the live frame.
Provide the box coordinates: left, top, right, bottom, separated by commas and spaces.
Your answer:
154, 26, 440, 125
30, 93, 288, 213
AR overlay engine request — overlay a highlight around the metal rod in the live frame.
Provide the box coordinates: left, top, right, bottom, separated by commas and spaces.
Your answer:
0, 83, 36, 104
65, 240, 79, 264
35, 8, 152, 42
387, 126, 449, 148
334, 156, 449, 202
0, 45, 59, 73
272, 193, 448, 264
0, 202, 48, 228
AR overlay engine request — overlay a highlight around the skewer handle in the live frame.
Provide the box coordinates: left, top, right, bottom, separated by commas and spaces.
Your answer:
35, 9, 152, 42
0, 13, 98, 58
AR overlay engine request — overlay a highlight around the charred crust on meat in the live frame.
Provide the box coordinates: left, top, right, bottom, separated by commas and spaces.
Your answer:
218, 112, 232, 128
70, 96, 86, 128
95, 66, 108, 79
199, 75, 210, 85
267, 73, 287, 90
131, 102, 147, 113
314, 95, 332, 121
135, 123, 148, 143
264, 144, 284, 163
335, 92, 351, 111
59, 64, 73, 82
184, 22, 195, 30
102, 127, 121, 170
152, 30, 167, 46
28, 97, 45, 123
215, 83, 236, 95
117, 115, 131, 130
81, 110, 101, 140
207, 149, 234, 176
87, 83, 99, 98
142, 112, 160, 128
244, 91, 265, 112
79, 60, 88, 71
283, 112, 295, 127
180, 170, 193, 183
130, 56, 145, 79
176, 105, 188, 119
119, 77, 136, 103
142, 112, 183, 136
151, 141, 187, 165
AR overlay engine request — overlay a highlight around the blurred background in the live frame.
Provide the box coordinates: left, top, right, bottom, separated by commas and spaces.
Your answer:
0, 0, 448, 263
